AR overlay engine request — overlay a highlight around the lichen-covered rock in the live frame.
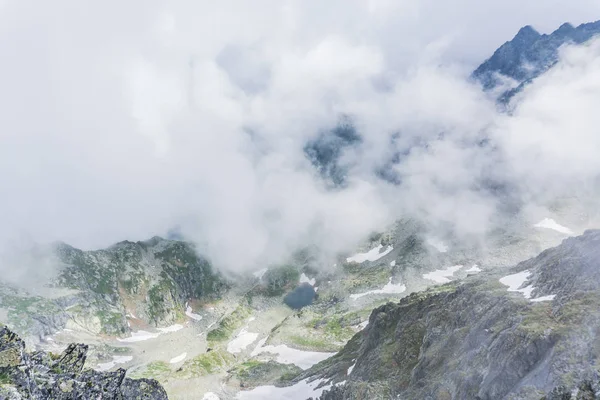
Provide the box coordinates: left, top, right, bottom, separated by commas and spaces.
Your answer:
0, 328, 25, 368
54, 343, 87, 374
0, 385, 23, 399
0, 326, 168, 399
120, 377, 169, 399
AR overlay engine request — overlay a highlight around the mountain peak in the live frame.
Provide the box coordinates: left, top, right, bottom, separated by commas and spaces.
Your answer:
556, 22, 575, 32
514, 25, 540, 40
473, 19, 600, 101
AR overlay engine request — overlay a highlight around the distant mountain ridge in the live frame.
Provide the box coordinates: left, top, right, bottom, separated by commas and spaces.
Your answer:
473, 20, 600, 102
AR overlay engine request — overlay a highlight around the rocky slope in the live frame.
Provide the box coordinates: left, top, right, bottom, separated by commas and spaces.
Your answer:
0, 237, 228, 343
0, 326, 167, 399
473, 20, 600, 102
299, 230, 600, 400
0, 207, 584, 399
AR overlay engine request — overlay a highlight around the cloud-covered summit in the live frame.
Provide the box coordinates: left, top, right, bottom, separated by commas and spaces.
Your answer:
0, 1, 600, 272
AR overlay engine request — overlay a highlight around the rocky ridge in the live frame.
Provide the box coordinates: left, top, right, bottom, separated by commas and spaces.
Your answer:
473, 20, 600, 102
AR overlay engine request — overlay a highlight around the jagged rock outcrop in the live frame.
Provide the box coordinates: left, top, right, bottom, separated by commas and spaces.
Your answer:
0, 326, 168, 399
302, 230, 600, 400
473, 21, 600, 102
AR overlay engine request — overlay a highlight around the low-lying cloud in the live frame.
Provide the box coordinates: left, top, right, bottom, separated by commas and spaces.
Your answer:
0, 0, 600, 273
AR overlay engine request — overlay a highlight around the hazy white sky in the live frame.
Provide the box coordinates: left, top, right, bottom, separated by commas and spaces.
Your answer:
1, 0, 600, 271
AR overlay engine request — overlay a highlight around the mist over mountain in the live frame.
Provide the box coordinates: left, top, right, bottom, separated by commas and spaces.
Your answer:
473, 20, 600, 102
0, 1, 599, 274
1, 2, 600, 399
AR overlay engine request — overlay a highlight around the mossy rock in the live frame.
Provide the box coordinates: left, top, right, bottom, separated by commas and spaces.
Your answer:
178, 349, 234, 378
207, 306, 252, 343
129, 361, 172, 382
230, 360, 302, 388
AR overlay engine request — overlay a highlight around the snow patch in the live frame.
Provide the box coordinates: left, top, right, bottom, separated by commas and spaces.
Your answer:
253, 268, 268, 279
118, 324, 184, 343
117, 330, 160, 343
300, 273, 316, 286
347, 362, 356, 375
346, 245, 393, 263
426, 238, 448, 253
251, 342, 334, 370
499, 270, 534, 299
157, 324, 184, 333
185, 305, 203, 321
531, 295, 556, 303
357, 320, 369, 329
534, 218, 574, 235
423, 265, 463, 283
202, 393, 220, 400
236, 378, 331, 400
465, 265, 482, 273
96, 356, 133, 372
390, 260, 396, 267
349, 278, 406, 300
169, 352, 187, 364
227, 328, 260, 354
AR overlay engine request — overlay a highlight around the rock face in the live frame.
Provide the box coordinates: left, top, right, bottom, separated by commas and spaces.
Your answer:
0, 326, 168, 399
473, 21, 600, 102
302, 230, 600, 400
51, 237, 226, 335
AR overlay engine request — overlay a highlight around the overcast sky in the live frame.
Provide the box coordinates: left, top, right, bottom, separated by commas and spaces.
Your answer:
1, 0, 600, 272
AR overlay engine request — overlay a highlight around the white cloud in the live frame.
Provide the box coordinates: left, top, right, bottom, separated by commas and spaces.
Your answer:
0, 0, 599, 273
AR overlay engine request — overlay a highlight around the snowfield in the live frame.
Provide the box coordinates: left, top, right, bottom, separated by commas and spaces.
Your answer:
253, 268, 268, 279
346, 245, 393, 263
534, 218, 574, 235
117, 324, 183, 343
251, 339, 335, 370
499, 270, 534, 299
227, 328, 260, 354
350, 277, 406, 300
116, 330, 161, 343
465, 265, 482, 273
300, 273, 316, 286
96, 356, 133, 372
499, 270, 556, 302
236, 378, 331, 400
423, 265, 463, 284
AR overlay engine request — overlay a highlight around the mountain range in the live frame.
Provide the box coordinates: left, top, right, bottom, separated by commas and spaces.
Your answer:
1, 20, 600, 400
